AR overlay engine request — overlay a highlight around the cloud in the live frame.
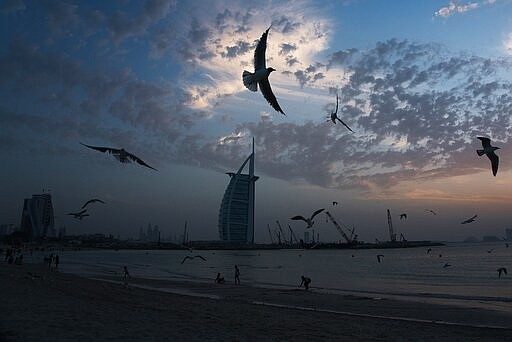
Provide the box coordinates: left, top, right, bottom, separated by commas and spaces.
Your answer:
0, 0, 25, 14
434, 0, 496, 18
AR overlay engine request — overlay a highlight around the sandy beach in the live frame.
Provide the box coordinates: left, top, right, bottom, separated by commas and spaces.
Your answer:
1, 263, 511, 341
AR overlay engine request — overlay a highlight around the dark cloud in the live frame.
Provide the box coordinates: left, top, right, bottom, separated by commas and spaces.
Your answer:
221, 40, 252, 59
0, 0, 25, 14
279, 43, 297, 56
271, 16, 301, 34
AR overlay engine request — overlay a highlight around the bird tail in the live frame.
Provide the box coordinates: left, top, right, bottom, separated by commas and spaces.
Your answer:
477, 149, 485, 156
242, 70, 258, 92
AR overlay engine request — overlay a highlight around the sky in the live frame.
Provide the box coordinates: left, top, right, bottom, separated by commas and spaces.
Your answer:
2, 0, 512, 242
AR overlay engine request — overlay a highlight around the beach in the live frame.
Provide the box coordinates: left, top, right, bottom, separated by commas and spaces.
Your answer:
1, 262, 511, 341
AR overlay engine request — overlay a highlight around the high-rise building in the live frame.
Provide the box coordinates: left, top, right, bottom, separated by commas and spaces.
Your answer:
218, 139, 258, 244
20, 194, 55, 239
506, 228, 512, 241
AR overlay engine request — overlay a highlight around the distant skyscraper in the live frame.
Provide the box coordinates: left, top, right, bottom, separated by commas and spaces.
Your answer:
218, 139, 258, 244
506, 228, 512, 241
20, 194, 55, 239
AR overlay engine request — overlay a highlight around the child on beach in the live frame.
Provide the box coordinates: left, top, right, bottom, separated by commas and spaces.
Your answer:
299, 275, 311, 290
215, 273, 225, 284
123, 266, 131, 279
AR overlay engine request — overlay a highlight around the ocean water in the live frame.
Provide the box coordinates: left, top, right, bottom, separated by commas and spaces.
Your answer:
37, 241, 511, 310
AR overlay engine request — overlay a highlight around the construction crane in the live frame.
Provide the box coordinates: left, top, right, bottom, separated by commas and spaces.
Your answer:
267, 224, 275, 244
276, 221, 288, 245
387, 209, 397, 242
288, 225, 299, 244
325, 211, 353, 244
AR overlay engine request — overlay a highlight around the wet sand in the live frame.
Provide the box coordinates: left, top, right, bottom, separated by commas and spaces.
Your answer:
1, 263, 511, 341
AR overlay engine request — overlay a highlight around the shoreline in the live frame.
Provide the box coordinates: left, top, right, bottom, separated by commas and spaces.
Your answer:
2, 263, 512, 341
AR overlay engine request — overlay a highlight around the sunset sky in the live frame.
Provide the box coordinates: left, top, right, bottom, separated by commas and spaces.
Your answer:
2, 0, 512, 242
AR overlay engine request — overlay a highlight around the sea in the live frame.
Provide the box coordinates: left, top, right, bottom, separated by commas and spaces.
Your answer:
33, 241, 512, 312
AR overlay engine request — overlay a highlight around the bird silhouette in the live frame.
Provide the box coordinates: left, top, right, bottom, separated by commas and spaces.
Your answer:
487, 248, 494, 253
460, 215, 477, 224
376, 254, 384, 263
80, 143, 157, 171
425, 209, 437, 215
242, 27, 285, 115
443, 263, 451, 268
497, 267, 507, 278
332, 201, 338, 206
426, 248, 432, 254
477, 137, 500, 176
290, 208, 325, 229
399, 213, 407, 220
181, 255, 207, 264
67, 209, 89, 220
327, 94, 353, 132
81, 198, 106, 209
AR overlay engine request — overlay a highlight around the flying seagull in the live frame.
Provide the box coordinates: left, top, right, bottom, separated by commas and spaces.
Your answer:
443, 263, 451, 268
290, 208, 325, 229
332, 201, 338, 206
67, 209, 89, 220
487, 248, 494, 254
399, 213, 407, 220
327, 94, 354, 132
461, 215, 477, 224
181, 255, 207, 264
497, 267, 507, 278
81, 198, 106, 209
425, 209, 437, 215
242, 27, 285, 115
477, 137, 500, 177
80, 143, 157, 171
426, 248, 432, 254
376, 254, 384, 263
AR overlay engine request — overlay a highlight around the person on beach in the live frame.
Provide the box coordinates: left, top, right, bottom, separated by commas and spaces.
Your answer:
123, 266, 131, 279
54, 255, 59, 270
234, 265, 240, 285
215, 273, 225, 284
299, 275, 311, 290
48, 253, 54, 270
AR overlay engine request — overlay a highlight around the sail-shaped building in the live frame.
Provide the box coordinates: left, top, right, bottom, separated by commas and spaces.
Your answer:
218, 139, 258, 244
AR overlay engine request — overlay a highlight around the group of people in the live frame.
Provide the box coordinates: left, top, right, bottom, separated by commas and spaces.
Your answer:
2, 248, 23, 265
45, 253, 60, 270
214, 265, 312, 290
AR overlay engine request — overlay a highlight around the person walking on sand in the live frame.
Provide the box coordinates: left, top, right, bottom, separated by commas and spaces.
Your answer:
54, 254, 59, 270
299, 275, 311, 290
123, 266, 131, 279
215, 272, 225, 284
234, 265, 240, 285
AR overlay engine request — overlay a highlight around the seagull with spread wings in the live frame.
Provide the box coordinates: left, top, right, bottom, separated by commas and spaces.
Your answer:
181, 255, 207, 264
80, 143, 157, 171
460, 214, 477, 224
290, 208, 325, 229
399, 213, 407, 220
477, 137, 500, 177
497, 267, 507, 278
67, 209, 89, 220
81, 198, 106, 209
242, 27, 285, 115
327, 94, 353, 132
425, 209, 437, 215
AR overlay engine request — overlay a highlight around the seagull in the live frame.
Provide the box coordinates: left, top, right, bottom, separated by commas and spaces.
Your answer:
181, 255, 207, 264
477, 137, 500, 177
332, 201, 338, 206
460, 215, 477, 224
81, 198, 106, 209
399, 213, 407, 220
426, 248, 432, 254
497, 267, 507, 278
327, 94, 354, 132
376, 254, 384, 263
290, 208, 325, 229
67, 209, 89, 220
242, 27, 285, 115
443, 263, 451, 268
425, 209, 437, 215
80, 143, 157, 171
487, 248, 494, 253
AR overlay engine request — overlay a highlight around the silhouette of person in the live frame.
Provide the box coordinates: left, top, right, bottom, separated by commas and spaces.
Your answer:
54, 255, 59, 270
234, 265, 240, 285
299, 275, 311, 290
215, 272, 225, 284
123, 266, 131, 279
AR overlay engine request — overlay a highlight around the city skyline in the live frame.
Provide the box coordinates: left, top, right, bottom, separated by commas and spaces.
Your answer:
2, 0, 512, 242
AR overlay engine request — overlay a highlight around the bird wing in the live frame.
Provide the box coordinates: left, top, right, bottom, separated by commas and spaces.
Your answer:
487, 151, 499, 176
80, 142, 118, 154
337, 118, 354, 132
181, 256, 191, 264
477, 137, 491, 148
259, 78, 285, 115
310, 208, 325, 220
126, 151, 158, 171
254, 28, 269, 71
196, 255, 206, 261
290, 216, 308, 222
